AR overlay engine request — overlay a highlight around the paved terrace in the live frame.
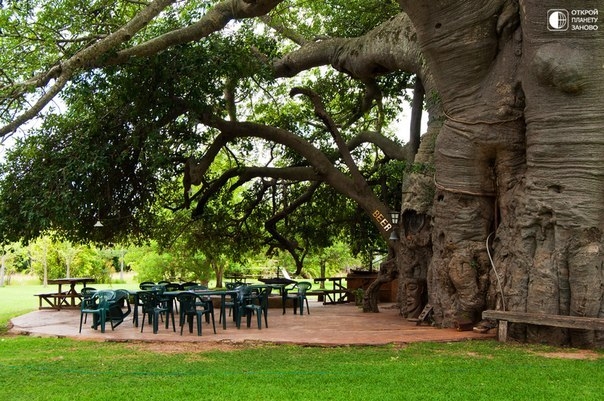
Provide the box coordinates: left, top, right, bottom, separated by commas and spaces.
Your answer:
10, 301, 495, 346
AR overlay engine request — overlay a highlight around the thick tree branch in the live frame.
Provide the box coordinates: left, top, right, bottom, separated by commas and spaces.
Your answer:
273, 13, 425, 81
191, 166, 321, 217
1, 0, 285, 138
1, 0, 177, 137
192, 113, 398, 239
408, 78, 425, 162
106, 0, 285, 63
290, 87, 368, 190
348, 131, 407, 160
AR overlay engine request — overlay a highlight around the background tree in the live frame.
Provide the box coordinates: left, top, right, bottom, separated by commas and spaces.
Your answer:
0, 0, 602, 348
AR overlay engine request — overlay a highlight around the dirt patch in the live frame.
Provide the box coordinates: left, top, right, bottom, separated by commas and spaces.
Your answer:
533, 350, 602, 360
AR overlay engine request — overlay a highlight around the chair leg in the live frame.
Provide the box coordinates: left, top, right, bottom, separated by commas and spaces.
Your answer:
79, 313, 84, 333
210, 311, 216, 334
99, 310, 106, 333
305, 298, 310, 314
236, 307, 243, 329
188, 315, 194, 333
256, 308, 262, 329
153, 310, 160, 334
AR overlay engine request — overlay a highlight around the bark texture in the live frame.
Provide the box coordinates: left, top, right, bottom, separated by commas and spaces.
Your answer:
495, 1, 604, 347
400, 0, 603, 346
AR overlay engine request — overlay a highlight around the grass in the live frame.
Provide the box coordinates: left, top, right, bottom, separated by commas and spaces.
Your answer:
1, 282, 603, 400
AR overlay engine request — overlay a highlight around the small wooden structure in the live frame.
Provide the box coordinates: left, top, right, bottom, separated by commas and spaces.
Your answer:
35, 277, 96, 310
482, 310, 604, 342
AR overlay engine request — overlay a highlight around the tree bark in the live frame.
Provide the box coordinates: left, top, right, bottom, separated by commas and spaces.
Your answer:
363, 257, 398, 312
494, 0, 604, 347
400, 0, 603, 345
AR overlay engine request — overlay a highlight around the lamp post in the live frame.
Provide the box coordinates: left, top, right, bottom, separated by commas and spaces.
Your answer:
389, 210, 400, 241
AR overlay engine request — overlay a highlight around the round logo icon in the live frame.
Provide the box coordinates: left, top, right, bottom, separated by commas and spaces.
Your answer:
548, 9, 569, 31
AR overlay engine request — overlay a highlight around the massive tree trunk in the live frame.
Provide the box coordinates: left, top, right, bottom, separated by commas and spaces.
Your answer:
498, 1, 604, 347
400, 0, 603, 346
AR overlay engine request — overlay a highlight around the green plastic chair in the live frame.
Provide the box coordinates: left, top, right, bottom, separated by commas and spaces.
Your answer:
79, 290, 115, 333
138, 291, 175, 334
222, 282, 246, 324
176, 292, 216, 336
237, 286, 272, 329
188, 285, 212, 321
282, 282, 312, 315
80, 287, 97, 324
107, 289, 132, 330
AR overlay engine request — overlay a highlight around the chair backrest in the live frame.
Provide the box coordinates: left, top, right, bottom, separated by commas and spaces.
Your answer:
240, 285, 271, 306
164, 283, 183, 291
113, 289, 130, 302
236, 285, 250, 303
176, 292, 198, 313
226, 281, 245, 290
138, 291, 163, 311
180, 281, 199, 290
110, 289, 131, 319
296, 282, 312, 294
257, 286, 273, 307
80, 287, 97, 298
95, 290, 116, 308
150, 285, 166, 294
139, 281, 156, 290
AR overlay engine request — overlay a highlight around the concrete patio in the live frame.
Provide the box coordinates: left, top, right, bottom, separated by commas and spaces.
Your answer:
9, 300, 495, 346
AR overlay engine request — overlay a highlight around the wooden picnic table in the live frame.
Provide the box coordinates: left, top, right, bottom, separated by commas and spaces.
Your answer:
311, 277, 351, 304
35, 277, 96, 310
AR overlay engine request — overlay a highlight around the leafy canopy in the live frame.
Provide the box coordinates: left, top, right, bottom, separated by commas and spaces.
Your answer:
0, 0, 411, 273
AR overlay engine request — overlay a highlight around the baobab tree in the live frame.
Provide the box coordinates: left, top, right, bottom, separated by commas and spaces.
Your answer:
0, 0, 602, 347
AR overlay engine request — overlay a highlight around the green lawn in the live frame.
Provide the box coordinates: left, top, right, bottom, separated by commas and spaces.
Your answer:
1, 283, 603, 400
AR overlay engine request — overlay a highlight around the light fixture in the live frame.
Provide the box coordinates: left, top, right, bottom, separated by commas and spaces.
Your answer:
389, 210, 400, 226
94, 201, 103, 228
389, 210, 400, 241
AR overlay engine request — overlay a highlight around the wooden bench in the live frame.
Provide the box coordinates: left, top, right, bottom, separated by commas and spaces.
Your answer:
311, 277, 351, 304
306, 289, 350, 304
36, 292, 82, 310
482, 310, 604, 342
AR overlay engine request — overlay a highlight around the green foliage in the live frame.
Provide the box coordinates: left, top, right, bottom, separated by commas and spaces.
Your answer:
0, 0, 419, 279
272, 0, 400, 38
125, 241, 214, 284
276, 241, 362, 278
27, 237, 111, 283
